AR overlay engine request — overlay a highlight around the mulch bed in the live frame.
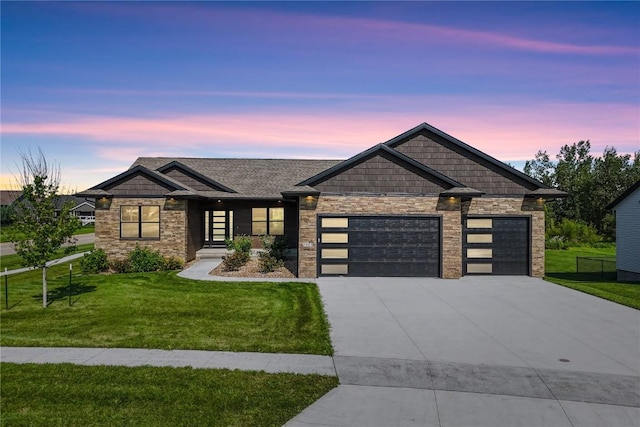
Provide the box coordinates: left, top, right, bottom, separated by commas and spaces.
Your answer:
210, 257, 297, 279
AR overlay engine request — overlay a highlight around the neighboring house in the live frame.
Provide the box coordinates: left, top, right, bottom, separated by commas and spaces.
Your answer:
11, 193, 96, 224
606, 180, 640, 282
77, 123, 566, 279
56, 196, 96, 224
0, 190, 21, 208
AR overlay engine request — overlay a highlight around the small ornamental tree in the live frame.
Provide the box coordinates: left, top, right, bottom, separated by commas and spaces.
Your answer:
11, 149, 80, 308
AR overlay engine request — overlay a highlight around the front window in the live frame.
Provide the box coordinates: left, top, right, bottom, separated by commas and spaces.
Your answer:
121, 205, 160, 239
252, 207, 284, 235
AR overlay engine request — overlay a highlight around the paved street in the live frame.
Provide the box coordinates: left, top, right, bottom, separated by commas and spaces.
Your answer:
0, 232, 95, 256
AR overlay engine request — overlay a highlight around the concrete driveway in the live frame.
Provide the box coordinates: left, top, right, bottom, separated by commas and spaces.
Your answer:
286, 276, 640, 427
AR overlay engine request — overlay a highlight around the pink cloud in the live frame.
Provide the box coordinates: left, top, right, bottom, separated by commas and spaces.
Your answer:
68, 3, 639, 57
3, 100, 638, 164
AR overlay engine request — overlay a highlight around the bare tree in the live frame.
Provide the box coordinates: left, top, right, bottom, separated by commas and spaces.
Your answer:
11, 148, 80, 308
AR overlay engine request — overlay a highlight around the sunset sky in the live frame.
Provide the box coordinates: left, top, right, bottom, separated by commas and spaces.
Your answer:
1, 1, 638, 192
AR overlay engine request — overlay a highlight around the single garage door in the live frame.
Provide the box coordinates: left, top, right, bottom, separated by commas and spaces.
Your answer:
318, 216, 441, 277
463, 216, 530, 275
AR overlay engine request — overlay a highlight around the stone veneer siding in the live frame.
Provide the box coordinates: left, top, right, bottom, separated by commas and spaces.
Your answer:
298, 195, 545, 279
95, 198, 188, 262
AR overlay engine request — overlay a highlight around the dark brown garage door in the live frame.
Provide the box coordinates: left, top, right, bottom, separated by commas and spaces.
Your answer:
463, 216, 530, 275
318, 216, 441, 277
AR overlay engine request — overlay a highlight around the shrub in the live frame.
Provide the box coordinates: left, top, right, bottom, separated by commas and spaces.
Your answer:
0, 205, 15, 226
258, 234, 287, 273
222, 235, 252, 271
163, 256, 184, 271
258, 252, 284, 273
545, 236, 569, 250
128, 245, 164, 272
222, 251, 250, 271
79, 248, 110, 274
225, 235, 252, 254
110, 259, 132, 274
546, 218, 603, 247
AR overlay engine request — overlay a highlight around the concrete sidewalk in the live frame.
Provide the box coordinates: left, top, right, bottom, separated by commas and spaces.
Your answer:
0, 347, 335, 376
3, 346, 638, 426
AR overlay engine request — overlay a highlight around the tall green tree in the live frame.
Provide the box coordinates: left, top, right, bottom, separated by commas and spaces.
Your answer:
524, 141, 640, 241
11, 149, 80, 308
553, 140, 594, 224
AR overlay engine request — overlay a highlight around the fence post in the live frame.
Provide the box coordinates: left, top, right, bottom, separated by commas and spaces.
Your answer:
69, 263, 72, 306
4, 268, 7, 310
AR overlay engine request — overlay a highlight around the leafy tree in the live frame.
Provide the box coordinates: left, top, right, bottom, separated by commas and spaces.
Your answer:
524, 141, 640, 242
523, 150, 555, 187
10, 149, 80, 308
553, 140, 594, 224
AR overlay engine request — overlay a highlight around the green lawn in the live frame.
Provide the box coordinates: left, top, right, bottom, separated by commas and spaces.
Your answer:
0, 223, 94, 243
1, 363, 337, 427
545, 246, 640, 310
0, 243, 94, 271
0, 261, 333, 355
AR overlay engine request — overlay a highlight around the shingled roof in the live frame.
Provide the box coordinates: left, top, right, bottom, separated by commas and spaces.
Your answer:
132, 158, 342, 198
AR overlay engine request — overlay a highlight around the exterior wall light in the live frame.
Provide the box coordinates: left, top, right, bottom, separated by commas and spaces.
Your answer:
96, 196, 112, 210
300, 195, 319, 210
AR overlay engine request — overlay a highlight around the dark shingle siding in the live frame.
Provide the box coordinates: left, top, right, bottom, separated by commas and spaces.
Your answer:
314, 153, 446, 194
104, 173, 173, 196
394, 135, 536, 194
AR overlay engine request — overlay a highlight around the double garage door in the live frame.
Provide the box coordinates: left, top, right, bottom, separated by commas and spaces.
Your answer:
318, 216, 441, 277
318, 215, 530, 277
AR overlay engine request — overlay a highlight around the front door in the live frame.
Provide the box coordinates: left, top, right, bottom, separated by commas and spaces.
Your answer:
204, 210, 233, 247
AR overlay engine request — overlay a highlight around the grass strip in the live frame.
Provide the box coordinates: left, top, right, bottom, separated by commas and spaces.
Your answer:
0, 362, 337, 427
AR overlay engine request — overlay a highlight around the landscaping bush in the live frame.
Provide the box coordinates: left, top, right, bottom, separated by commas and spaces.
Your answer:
162, 256, 185, 271
258, 234, 287, 273
222, 235, 252, 271
128, 245, 165, 272
222, 251, 250, 271
79, 248, 110, 274
110, 259, 132, 274
225, 235, 252, 254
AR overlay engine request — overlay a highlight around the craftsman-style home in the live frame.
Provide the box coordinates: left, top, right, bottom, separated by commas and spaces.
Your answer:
77, 123, 565, 278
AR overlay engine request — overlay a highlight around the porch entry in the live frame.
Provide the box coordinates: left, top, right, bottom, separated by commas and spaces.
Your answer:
204, 210, 233, 247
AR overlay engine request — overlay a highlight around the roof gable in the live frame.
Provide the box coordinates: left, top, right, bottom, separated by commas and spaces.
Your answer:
385, 123, 550, 195
156, 161, 236, 193
77, 165, 190, 197
606, 180, 640, 210
298, 144, 472, 195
